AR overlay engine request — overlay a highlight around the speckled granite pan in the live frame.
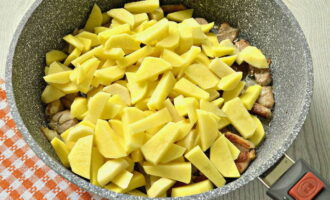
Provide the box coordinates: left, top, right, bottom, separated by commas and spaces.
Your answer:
5, 0, 313, 199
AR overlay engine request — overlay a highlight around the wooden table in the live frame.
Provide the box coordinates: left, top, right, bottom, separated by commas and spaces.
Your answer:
0, 0, 329, 199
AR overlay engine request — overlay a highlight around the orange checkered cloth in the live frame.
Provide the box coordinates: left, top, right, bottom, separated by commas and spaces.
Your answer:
0, 81, 100, 200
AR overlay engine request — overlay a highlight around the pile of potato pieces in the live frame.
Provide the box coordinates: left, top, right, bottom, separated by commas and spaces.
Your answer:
42, 0, 269, 197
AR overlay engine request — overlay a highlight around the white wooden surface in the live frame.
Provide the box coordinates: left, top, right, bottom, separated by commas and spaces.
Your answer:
0, 0, 329, 199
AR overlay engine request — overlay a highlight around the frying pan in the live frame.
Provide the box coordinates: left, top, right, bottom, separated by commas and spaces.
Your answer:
5, 0, 314, 199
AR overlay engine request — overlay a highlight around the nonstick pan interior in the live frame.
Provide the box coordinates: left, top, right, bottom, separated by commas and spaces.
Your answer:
6, 0, 313, 199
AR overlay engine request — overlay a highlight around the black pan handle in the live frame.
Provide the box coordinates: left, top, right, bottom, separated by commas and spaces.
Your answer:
258, 154, 330, 200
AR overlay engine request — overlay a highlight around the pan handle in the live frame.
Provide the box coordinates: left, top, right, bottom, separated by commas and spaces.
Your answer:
258, 154, 330, 200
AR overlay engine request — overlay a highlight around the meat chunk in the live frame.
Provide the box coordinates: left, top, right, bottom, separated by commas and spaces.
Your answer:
217, 23, 239, 42
45, 100, 64, 117
235, 149, 256, 173
195, 18, 208, 25
257, 86, 275, 109
61, 93, 78, 109
249, 59, 272, 86
161, 4, 187, 13
252, 103, 272, 119
41, 127, 60, 142
48, 110, 78, 133
235, 39, 250, 51
231, 62, 249, 78
224, 132, 255, 149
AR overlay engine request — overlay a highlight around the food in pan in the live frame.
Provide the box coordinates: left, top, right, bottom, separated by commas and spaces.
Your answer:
41, 0, 275, 197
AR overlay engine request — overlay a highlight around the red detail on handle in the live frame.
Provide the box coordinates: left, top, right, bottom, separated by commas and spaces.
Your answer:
289, 172, 324, 200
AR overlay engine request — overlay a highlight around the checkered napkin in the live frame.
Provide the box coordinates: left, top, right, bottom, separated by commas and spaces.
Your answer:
0, 81, 101, 200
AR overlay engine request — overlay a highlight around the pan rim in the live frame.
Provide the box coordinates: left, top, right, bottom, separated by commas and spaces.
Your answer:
5, 0, 313, 199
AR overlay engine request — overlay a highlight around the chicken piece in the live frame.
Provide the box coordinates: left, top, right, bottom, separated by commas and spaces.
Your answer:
251, 103, 272, 119
161, 4, 187, 13
40, 127, 60, 142
257, 86, 275, 109
235, 149, 256, 173
195, 18, 208, 25
48, 110, 78, 133
217, 23, 239, 42
231, 62, 249, 78
61, 93, 78, 109
224, 132, 255, 149
45, 100, 64, 117
235, 39, 250, 51
249, 59, 272, 86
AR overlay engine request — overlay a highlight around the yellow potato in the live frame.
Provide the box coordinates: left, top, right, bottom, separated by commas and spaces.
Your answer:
149, 7, 164, 20
209, 58, 235, 78
66, 124, 94, 143
177, 23, 193, 54
43, 71, 71, 84
201, 22, 215, 33
240, 84, 262, 110
249, 116, 265, 146
64, 48, 81, 66
50, 137, 70, 168
135, 57, 172, 82
68, 135, 93, 179
147, 178, 176, 197
104, 33, 141, 51
97, 159, 128, 186
97, 24, 130, 43
220, 55, 237, 66
238, 46, 269, 68
84, 4, 103, 32
196, 109, 219, 151
136, 18, 169, 44
171, 180, 213, 197
210, 135, 240, 178
157, 22, 180, 50
160, 49, 184, 67
222, 97, 257, 138
160, 144, 186, 163
134, 13, 149, 28
117, 45, 154, 68
124, 0, 159, 13
63, 34, 85, 51
85, 92, 110, 123
182, 18, 207, 45
103, 83, 131, 105
107, 8, 135, 28
223, 81, 246, 102
90, 147, 105, 186
173, 78, 210, 100
184, 63, 219, 90
217, 72, 242, 91
167, 9, 193, 22
94, 66, 125, 86
163, 98, 183, 122
143, 162, 191, 183
112, 170, 134, 189
41, 85, 65, 103
46, 50, 67, 65
185, 146, 226, 187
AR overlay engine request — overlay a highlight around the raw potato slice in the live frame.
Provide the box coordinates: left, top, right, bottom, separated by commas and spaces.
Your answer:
220, 55, 237, 66
160, 144, 186, 163
177, 23, 193, 54
223, 81, 246, 102
161, 49, 184, 67
147, 178, 176, 197
76, 31, 100, 47
126, 72, 148, 104
171, 180, 214, 197
134, 13, 149, 28
124, 0, 159, 13
43, 70, 71, 84
41, 85, 65, 104
167, 9, 193, 22
184, 64, 219, 90
164, 98, 183, 122
149, 7, 164, 20
68, 135, 93, 179
129, 108, 172, 134
196, 110, 219, 151
182, 18, 207, 45
107, 8, 135, 28
157, 22, 180, 50
212, 98, 224, 107
240, 84, 262, 110
121, 107, 147, 124
143, 162, 191, 184
136, 18, 169, 44
176, 119, 194, 140
185, 146, 226, 187
90, 147, 105, 186
249, 116, 265, 146
48, 62, 71, 74
176, 129, 199, 152
148, 72, 176, 110
94, 66, 125, 86
84, 4, 103, 32
141, 122, 181, 164
50, 137, 70, 168
135, 57, 172, 82
174, 78, 210, 100
201, 22, 215, 33
217, 72, 242, 91
112, 170, 134, 189
104, 34, 140, 51
239, 46, 269, 68
63, 34, 85, 51
131, 149, 144, 162
46, 50, 67, 65
210, 135, 240, 178
209, 58, 235, 78
103, 83, 131, 105
199, 99, 225, 118
85, 92, 110, 123
66, 125, 94, 143
106, 171, 146, 193
97, 159, 128, 186
224, 136, 241, 160
97, 24, 131, 43
95, 119, 127, 158
222, 97, 257, 138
